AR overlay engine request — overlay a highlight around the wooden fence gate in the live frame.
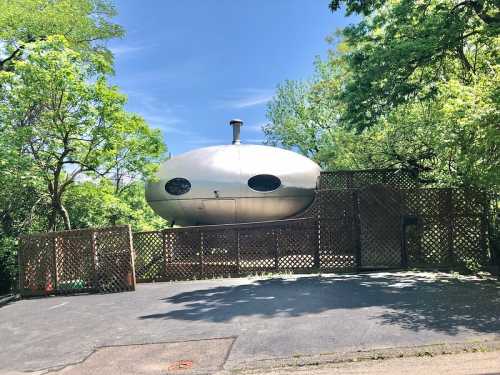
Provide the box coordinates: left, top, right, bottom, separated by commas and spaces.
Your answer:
358, 186, 403, 268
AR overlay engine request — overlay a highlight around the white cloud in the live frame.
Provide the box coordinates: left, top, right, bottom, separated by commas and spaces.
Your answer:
214, 89, 274, 109
122, 90, 186, 136
245, 121, 268, 132
109, 45, 145, 56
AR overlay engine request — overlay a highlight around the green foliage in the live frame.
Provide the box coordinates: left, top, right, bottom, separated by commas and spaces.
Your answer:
331, 0, 499, 130
0, 237, 18, 294
264, 58, 345, 165
460, 256, 483, 274
0, 0, 123, 72
0, 36, 166, 231
65, 180, 167, 232
266, 0, 499, 192
0, 1, 168, 293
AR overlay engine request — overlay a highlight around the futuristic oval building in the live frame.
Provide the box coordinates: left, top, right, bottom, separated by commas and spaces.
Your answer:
146, 120, 321, 225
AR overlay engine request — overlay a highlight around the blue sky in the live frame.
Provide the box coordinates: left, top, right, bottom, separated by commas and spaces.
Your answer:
107, 1, 354, 155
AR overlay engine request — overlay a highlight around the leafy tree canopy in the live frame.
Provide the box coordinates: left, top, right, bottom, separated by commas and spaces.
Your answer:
0, 36, 165, 230
0, 0, 123, 72
0, 1, 169, 293
266, 0, 499, 191
65, 180, 166, 232
330, 0, 499, 130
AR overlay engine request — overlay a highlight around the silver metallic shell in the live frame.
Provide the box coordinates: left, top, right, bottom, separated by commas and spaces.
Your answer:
146, 144, 320, 225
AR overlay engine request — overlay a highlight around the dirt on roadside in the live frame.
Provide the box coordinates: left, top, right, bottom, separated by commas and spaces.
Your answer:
234, 350, 500, 375
225, 340, 500, 375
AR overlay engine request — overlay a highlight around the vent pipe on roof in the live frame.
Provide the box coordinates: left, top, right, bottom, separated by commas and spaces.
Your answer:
229, 119, 243, 145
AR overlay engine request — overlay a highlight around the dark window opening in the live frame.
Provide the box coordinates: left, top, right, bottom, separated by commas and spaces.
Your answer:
165, 178, 191, 196
248, 174, 281, 192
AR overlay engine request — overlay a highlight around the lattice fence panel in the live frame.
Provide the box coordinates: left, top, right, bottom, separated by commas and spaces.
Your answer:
92, 226, 135, 293
201, 228, 238, 277
401, 188, 490, 268
317, 190, 357, 270
133, 231, 164, 282
451, 189, 489, 267
358, 186, 403, 268
278, 219, 318, 270
164, 228, 201, 280
420, 218, 450, 266
19, 236, 55, 295
238, 227, 277, 271
19, 226, 135, 296
402, 189, 449, 266
320, 169, 417, 190
55, 234, 95, 293
453, 216, 488, 266
319, 219, 356, 271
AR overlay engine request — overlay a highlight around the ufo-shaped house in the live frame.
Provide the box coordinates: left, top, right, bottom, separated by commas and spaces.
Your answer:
146, 120, 321, 226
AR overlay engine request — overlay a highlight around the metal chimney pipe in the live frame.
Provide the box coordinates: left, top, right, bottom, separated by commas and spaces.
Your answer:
229, 119, 243, 145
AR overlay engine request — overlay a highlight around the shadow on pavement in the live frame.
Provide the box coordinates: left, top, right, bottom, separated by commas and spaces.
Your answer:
139, 272, 500, 335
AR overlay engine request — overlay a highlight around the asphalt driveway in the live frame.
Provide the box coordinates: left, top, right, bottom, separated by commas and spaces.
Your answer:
1, 272, 499, 373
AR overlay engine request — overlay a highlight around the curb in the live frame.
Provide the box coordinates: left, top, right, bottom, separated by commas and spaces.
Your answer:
224, 339, 500, 373
0, 294, 19, 307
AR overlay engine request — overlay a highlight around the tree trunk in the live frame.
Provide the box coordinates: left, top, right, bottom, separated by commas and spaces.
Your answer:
48, 198, 71, 231
48, 207, 58, 232
59, 204, 71, 230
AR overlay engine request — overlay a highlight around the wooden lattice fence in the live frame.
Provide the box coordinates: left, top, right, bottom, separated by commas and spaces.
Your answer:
134, 185, 492, 281
18, 170, 495, 293
19, 225, 135, 297
319, 169, 418, 190
133, 218, 318, 282
401, 188, 491, 268
317, 187, 491, 270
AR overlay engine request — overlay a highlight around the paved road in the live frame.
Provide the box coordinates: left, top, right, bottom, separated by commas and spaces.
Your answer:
1, 272, 499, 373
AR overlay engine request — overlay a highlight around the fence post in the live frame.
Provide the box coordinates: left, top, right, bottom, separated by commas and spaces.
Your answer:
236, 230, 240, 275
162, 229, 168, 279
199, 230, 204, 278
18, 237, 25, 295
274, 229, 280, 271
127, 225, 136, 291
51, 235, 58, 293
314, 219, 320, 269
446, 189, 455, 266
353, 191, 362, 270
90, 229, 98, 291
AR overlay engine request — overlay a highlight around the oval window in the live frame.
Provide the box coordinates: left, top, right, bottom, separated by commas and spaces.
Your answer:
165, 178, 191, 196
248, 174, 281, 192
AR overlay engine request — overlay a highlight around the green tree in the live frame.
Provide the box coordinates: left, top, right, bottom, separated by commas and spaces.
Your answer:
264, 58, 345, 166
0, 0, 123, 72
64, 180, 166, 232
319, 74, 499, 189
0, 0, 168, 294
329, 0, 499, 130
266, 0, 499, 191
0, 36, 165, 231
